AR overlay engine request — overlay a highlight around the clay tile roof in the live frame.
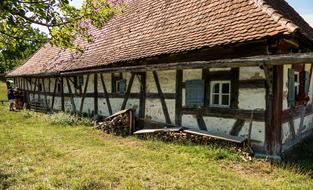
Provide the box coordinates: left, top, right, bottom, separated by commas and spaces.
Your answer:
8, 0, 313, 77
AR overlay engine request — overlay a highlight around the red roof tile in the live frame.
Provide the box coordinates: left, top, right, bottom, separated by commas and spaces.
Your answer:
8, 0, 313, 77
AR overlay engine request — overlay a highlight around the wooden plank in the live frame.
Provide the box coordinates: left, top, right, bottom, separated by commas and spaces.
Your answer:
79, 74, 90, 114
100, 73, 113, 115
196, 115, 208, 130
94, 73, 98, 115
231, 68, 239, 108
121, 73, 135, 110
202, 68, 210, 107
239, 79, 266, 89
230, 119, 245, 136
42, 78, 49, 110
61, 77, 65, 111
184, 128, 246, 144
21, 90, 176, 99
182, 107, 265, 122
139, 73, 146, 118
66, 77, 77, 113
175, 70, 183, 126
265, 65, 283, 155
153, 71, 172, 124
51, 78, 58, 110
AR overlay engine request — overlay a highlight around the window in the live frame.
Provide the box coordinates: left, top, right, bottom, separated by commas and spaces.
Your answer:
112, 73, 123, 93
288, 67, 311, 107
210, 81, 231, 107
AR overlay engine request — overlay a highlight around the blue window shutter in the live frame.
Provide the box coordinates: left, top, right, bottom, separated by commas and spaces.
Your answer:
185, 80, 204, 107
119, 79, 126, 95
304, 71, 310, 96
288, 69, 295, 107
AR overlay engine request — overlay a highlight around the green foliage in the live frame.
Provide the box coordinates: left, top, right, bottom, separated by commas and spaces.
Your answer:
0, 0, 127, 73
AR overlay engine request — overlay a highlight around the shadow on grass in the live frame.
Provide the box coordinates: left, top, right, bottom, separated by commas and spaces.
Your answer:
0, 172, 14, 190
283, 137, 313, 177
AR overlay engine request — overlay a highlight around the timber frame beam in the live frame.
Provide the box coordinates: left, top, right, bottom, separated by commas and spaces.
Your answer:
60, 53, 313, 76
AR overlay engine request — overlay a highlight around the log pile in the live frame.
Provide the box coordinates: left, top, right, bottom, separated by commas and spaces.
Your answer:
95, 109, 134, 137
138, 130, 234, 146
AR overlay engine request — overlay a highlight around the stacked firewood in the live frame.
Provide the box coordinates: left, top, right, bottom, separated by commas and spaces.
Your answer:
138, 131, 231, 146
95, 112, 131, 137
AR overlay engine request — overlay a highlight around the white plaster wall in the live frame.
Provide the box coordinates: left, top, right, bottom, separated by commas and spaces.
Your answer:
238, 88, 266, 110
239, 122, 265, 145
183, 69, 202, 81
282, 64, 313, 145
145, 99, 175, 123
146, 70, 176, 93
239, 67, 265, 80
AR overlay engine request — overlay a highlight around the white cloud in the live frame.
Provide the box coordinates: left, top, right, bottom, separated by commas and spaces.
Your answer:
302, 14, 313, 27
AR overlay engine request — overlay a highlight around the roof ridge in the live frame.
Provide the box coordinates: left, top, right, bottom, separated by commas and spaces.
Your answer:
250, 0, 299, 34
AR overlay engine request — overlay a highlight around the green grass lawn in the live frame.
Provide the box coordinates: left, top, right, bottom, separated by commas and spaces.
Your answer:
0, 82, 313, 190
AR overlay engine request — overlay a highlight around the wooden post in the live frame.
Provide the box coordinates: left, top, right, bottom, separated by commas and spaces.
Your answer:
51, 78, 58, 111
231, 68, 240, 108
80, 74, 90, 114
61, 77, 65, 111
66, 77, 77, 113
139, 72, 146, 118
175, 70, 183, 126
265, 65, 283, 155
94, 73, 98, 115
100, 74, 113, 115
121, 73, 135, 110
153, 71, 172, 124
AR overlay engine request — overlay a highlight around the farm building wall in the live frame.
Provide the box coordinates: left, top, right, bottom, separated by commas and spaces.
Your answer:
15, 66, 267, 150
281, 64, 313, 152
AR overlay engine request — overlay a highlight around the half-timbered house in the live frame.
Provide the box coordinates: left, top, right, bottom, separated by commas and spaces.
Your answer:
7, 0, 313, 157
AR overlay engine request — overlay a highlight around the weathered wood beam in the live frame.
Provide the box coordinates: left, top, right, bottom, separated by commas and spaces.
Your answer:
61, 53, 313, 76
61, 77, 65, 111
265, 65, 283, 156
182, 107, 265, 122
153, 71, 172, 124
231, 68, 239, 108
196, 115, 208, 131
94, 73, 98, 115
121, 73, 135, 110
42, 78, 49, 110
230, 119, 246, 136
66, 77, 77, 113
100, 73, 113, 115
139, 73, 146, 118
79, 74, 90, 114
239, 79, 266, 89
51, 78, 58, 110
175, 70, 183, 126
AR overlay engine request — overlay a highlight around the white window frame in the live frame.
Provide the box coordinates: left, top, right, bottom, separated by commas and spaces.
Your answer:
294, 71, 300, 97
210, 81, 231, 107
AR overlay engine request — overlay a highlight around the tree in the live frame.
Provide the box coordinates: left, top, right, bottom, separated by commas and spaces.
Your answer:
0, 0, 126, 73
0, 0, 126, 49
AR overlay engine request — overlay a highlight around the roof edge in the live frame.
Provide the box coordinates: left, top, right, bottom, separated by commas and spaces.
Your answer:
251, 0, 299, 34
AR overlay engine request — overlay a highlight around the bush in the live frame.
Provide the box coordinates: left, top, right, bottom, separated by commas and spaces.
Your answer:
48, 112, 92, 126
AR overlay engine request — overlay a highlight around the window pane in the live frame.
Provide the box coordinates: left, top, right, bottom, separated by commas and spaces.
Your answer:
222, 95, 229, 106
213, 83, 219, 93
222, 83, 230, 93
213, 95, 219, 105
295, 74, 299, 82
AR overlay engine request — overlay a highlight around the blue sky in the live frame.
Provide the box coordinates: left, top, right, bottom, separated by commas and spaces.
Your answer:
36, 0, 313, 34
